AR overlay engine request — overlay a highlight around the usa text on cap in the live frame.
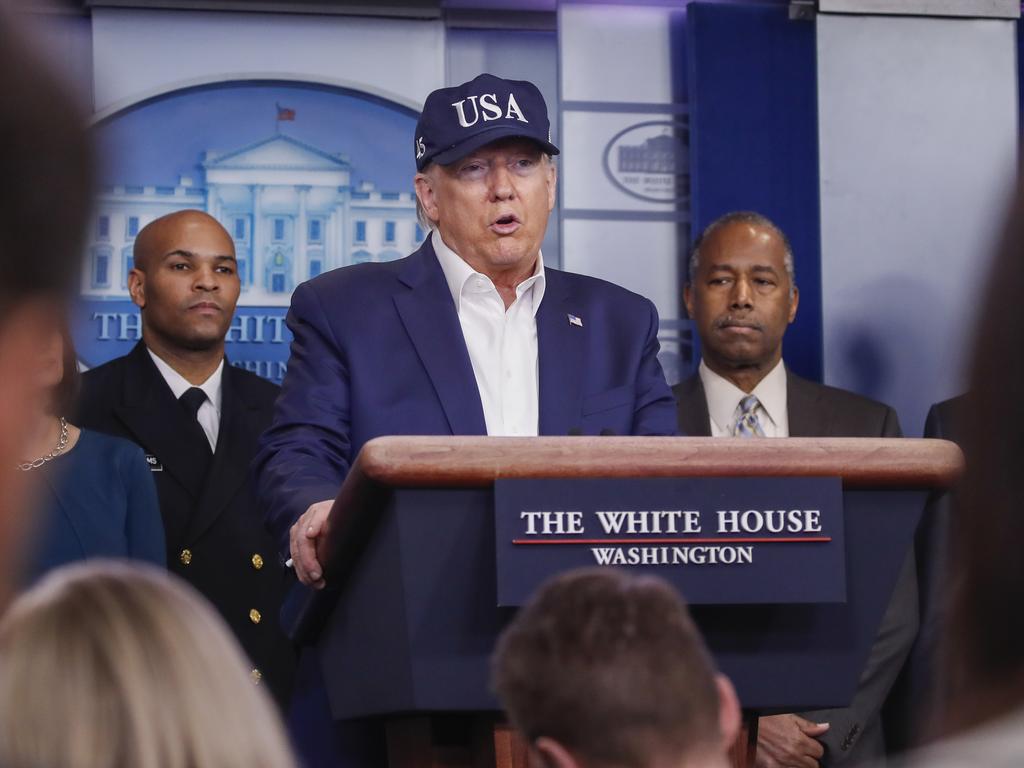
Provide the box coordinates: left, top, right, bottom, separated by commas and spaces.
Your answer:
414, 73, 560, 171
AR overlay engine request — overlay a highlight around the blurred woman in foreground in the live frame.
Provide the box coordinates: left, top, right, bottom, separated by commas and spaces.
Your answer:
19, 321, 164, 582
0, 560, 298, 768
906, 170, 1024, 764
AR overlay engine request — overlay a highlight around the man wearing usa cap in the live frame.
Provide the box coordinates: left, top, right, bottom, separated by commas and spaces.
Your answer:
254, 73, 676, 591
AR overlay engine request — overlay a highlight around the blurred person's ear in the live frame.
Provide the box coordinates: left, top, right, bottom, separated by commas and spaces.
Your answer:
716, 674, 741, 754
532, 737, 581, 768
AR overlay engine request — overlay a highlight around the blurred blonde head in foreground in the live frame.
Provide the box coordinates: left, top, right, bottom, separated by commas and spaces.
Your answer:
0, 560, 297, 768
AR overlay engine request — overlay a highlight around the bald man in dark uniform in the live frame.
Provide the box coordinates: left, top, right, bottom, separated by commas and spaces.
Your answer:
77, 210, 295, 707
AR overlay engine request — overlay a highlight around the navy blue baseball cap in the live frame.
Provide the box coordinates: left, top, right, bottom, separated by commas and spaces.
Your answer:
414, 73, 560, 171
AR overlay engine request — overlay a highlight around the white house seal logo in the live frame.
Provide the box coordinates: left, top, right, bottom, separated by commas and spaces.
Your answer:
602, 119, 689, 204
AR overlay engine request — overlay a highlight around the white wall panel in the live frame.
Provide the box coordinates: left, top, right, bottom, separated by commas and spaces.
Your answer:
559, 4, 688, 382
817, 14, 1017, 435
560, 4, 674, 103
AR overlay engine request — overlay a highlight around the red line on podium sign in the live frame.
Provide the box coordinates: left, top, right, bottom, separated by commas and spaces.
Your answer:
512, 537, 832, 545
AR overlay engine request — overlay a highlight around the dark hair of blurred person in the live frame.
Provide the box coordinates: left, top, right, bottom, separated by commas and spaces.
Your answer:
0, 4, 93, 315
0, 560, 299, 768
0, 4, 95, 607
492, 568, 740, 768
18, 317, 165, 584
52, 316, 82, 418
939, 167, 1024, 737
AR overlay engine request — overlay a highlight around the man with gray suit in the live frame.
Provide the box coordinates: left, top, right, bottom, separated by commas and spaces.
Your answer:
674, 211, 917, 767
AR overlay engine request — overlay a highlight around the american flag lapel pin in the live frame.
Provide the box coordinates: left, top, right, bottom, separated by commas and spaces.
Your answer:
568, 314, 583, 327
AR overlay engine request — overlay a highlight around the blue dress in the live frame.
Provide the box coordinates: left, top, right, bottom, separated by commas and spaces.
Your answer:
26, 428, 166, 582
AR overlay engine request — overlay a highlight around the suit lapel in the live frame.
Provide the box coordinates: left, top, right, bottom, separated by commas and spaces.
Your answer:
786, 369, 829, 437
393, 240, 486, 436
674, 374, 713, 437
537, 270, 586, 436
185, 365, 255, 543
112, 343, 210, 499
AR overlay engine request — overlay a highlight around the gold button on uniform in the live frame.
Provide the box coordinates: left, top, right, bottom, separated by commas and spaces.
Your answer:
179, 549, 192, 566
249, 609, 261, 625
250, 668, 262, 684
251, 553, 264, 570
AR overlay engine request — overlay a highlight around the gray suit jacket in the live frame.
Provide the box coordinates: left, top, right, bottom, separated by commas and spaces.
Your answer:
673, 370, 918, 766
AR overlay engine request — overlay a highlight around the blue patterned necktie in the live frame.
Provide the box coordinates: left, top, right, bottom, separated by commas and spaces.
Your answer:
733, 394, 766, 438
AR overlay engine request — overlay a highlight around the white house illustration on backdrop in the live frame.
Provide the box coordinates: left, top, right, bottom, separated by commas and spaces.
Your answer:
83, 133, 422, 306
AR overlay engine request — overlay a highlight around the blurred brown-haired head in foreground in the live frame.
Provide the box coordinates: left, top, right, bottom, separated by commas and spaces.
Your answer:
941, 166, 1024, 736
493, 568, 740, 768
0, 560, 298, 768
0, 6, 92, 315
0, 5, 94, 604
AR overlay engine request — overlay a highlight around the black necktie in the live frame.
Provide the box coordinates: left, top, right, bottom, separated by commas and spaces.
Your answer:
179, 387, 207, 420
178, 387, 211, 455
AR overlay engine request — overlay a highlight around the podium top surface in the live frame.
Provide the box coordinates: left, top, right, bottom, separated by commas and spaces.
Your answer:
354, 436, 962, 490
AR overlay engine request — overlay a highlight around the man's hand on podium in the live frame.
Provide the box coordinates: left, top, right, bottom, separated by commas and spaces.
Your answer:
756, 714, 829, 768
290, 500, 333, 590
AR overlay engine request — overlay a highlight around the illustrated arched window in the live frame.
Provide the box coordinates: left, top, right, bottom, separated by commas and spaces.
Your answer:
308, 218, 324, 244
351, 249, 372, 264
235, 247, 250, 286
308, 248, 325, 278
92, 246, 112, 289
121, 246, 134, 289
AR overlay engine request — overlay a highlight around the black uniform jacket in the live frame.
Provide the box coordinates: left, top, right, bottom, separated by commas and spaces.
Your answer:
77, 342, 295, 707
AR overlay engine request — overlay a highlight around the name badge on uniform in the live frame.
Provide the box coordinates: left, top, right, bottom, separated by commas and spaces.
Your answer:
145, 454, 164, 472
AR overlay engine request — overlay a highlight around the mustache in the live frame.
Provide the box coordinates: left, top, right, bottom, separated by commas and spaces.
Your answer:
714, 316, 763, 332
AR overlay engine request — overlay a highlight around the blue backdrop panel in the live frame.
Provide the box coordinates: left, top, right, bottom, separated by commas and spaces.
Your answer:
687, 2, 823, 381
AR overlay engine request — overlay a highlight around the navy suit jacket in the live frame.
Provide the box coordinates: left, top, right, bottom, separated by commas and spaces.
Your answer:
255, 238, 677, 548
27, 429, 165, 584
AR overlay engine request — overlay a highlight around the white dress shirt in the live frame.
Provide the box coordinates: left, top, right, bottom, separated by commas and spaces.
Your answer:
432, 229, 544, 437
148, 349, 224, 451
698, 358, 789, 437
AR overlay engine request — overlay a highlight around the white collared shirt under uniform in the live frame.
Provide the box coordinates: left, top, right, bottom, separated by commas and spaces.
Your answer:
698, 358, 789, 437
148, 349, 224, 451
432, 229, 544, 437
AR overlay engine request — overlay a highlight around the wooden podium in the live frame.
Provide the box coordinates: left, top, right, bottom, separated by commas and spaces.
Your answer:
286, 436, 961, 768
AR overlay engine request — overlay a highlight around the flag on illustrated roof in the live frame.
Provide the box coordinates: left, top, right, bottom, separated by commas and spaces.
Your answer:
276, 103, 296, 121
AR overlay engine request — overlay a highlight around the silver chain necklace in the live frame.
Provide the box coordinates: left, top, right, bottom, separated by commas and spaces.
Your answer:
18, 417, 69, 472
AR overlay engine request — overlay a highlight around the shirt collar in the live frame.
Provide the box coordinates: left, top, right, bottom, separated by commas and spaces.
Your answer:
431, 228, 546, 316
698, 358, 787, 434
147, 347, 224, 414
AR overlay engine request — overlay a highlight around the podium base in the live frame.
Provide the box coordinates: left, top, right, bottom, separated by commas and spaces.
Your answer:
384, 712, 757, 768
385, 715, 528, 768
730, 714, 759, 768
